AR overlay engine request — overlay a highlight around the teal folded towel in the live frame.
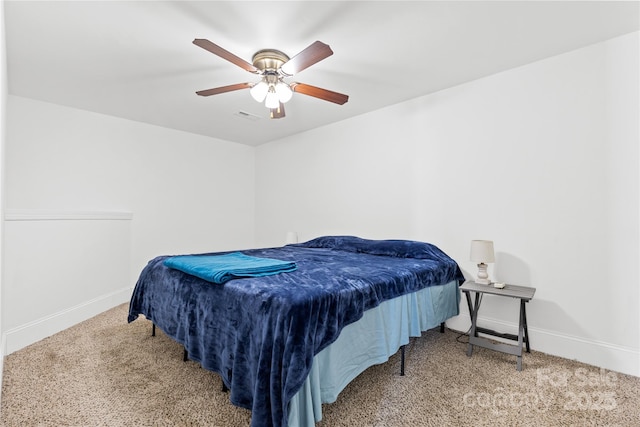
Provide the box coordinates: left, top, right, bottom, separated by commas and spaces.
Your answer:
163, 252, 297, 284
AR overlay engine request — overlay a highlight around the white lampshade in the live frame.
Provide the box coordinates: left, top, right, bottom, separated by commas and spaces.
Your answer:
470, 240, 495, 263
265, 89, 280, 108
250, 81, 269, 102
285, 231, 298, 245
275, 82, 293, 103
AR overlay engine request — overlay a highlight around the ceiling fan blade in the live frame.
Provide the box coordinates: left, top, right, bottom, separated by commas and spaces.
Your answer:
280, 41, 333, 76
196, 82, 252, 97
291, 82, 349, 105
270, 102, 286, 119
193, 39, 259, 74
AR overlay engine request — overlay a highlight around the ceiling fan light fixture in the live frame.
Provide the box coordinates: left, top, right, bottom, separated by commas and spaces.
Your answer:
250, 81, 269, 102
275, 82, 293, 103
265, 88, 280, 109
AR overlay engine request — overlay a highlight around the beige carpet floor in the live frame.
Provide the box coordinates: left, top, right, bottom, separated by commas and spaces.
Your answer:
1, 303, 639, 426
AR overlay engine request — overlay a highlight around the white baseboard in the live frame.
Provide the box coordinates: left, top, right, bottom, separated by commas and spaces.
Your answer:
2, 286, 133, 355
446, 314, 639, 378
0, 332, 5, 401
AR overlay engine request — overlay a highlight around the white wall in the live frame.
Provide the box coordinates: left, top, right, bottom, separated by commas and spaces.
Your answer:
3, 97, 255, 353
256, 32, 639, 376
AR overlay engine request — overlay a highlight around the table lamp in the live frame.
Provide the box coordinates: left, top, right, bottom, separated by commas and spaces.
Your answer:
470, 240, 495, 285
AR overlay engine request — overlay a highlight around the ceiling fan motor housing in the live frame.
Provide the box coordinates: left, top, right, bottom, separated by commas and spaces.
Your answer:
251, 49, 290, 72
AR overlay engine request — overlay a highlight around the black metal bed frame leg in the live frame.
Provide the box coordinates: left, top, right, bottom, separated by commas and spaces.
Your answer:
399, 322, 444, 377
150, 321, 230, 394
222, 369, 231, 392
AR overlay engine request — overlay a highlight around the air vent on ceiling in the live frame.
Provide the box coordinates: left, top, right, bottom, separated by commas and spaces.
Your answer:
234, 111, 261, 121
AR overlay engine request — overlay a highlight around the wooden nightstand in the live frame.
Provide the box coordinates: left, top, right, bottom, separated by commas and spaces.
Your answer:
460, 280, 536, 371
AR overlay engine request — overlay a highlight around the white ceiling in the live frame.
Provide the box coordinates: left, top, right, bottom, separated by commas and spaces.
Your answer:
4, 1, 639, 146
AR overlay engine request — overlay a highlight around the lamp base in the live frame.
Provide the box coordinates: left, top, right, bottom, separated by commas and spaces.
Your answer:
475, 262, 491, 285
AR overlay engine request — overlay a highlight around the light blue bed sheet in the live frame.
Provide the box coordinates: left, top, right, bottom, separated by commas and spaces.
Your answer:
287, 280, 461, 427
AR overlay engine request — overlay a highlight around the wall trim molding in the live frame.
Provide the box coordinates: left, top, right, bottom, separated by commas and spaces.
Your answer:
3, 286, 133, 355
5, 209, 133, 221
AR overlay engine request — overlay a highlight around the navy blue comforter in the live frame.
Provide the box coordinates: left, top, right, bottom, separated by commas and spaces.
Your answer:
128, 236, 464, 427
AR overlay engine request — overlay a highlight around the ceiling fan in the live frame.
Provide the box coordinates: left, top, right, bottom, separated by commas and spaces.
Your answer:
193, 39, 349, 119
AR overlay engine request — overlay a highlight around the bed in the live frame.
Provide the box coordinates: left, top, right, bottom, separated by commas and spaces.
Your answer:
128, 235, 464, 427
